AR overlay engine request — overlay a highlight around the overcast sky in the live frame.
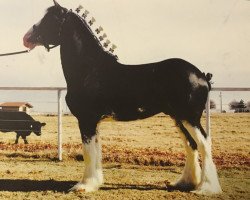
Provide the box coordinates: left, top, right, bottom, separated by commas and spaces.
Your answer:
0, 0, 249, 109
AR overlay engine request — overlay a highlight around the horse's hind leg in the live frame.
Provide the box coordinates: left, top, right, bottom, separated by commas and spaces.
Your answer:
182, 121, 222, 195
170, 121, 201, 191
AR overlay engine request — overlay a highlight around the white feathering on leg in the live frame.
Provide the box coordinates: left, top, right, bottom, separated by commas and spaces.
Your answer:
173, 128, 201, 190
182, 121, 222, 195
70, 136, 101, 192
95, 132, 104, 185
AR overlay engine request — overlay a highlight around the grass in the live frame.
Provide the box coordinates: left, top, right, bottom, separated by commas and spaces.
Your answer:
0, 113, 249, 199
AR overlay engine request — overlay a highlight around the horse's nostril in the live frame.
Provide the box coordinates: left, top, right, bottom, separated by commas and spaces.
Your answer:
27, 36, 34, 43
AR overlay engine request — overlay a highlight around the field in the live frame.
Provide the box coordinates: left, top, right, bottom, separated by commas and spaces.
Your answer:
0, 113, 249, 199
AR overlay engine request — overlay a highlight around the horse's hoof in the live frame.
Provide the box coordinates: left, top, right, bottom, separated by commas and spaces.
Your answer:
69, 181, 99, 193
191, 183, 222, 195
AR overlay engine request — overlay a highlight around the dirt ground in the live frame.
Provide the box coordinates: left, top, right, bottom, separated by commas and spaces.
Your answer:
0, 113, 249, 199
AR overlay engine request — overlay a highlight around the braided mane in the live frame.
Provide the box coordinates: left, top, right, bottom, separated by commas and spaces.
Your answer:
72, 7, 118, 61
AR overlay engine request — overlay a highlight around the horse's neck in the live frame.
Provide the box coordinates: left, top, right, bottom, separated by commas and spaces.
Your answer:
61, 14, 102, 63
60, 14, 117, 89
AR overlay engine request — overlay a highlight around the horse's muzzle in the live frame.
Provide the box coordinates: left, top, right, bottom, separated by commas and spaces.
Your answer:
23, 28, 39, 50
23, 35, 36, 50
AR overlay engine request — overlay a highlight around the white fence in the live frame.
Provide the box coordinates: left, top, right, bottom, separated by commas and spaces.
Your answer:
206, 87, 250, 136
0, 87, 249, 161
0, 87, 66, 161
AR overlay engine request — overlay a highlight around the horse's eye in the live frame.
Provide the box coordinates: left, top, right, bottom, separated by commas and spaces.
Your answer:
33, 25, 37, 30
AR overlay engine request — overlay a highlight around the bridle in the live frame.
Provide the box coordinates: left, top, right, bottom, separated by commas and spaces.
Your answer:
31, 24, 52, 51
30, 9, 72, 52
0, 8, 71, 57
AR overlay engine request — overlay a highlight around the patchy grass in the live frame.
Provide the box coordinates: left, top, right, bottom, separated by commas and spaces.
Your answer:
0, 113, 249, 199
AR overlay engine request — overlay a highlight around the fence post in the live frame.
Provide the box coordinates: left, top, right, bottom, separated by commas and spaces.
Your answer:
58, 89, 63, 161
219, 92, 223, 113
206, 91, 211, 135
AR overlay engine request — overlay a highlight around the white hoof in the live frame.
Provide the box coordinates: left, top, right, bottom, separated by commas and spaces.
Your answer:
69, 180, 100, 192
192, 182, 222, 195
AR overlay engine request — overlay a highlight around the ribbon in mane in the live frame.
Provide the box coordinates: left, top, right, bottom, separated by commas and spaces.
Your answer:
73, 5, 118, 59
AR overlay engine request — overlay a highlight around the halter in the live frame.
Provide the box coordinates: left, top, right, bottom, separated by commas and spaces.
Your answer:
30, 5, 118, 59
31, 24, 51, 51
1, 5, 118, 57
31, 9, 72, 52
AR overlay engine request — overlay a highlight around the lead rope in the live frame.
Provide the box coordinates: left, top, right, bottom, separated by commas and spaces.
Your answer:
0, 45, 59, 57
0, 49, 30, 57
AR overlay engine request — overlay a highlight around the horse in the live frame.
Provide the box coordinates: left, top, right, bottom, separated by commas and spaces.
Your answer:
23, 0, 222, 195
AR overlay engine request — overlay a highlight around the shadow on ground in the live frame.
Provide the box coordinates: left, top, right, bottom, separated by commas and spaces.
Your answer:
0, 179, 171, 193
0, 178, 196, 194
0, 179, 76, 192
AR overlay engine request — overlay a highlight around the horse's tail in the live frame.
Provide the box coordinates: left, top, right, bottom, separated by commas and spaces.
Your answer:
205, 73, 213, 91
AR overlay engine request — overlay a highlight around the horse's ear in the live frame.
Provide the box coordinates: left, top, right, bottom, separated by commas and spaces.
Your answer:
53, 0, 61, 7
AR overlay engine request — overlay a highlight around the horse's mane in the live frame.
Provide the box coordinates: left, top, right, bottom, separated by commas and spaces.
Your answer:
70, 9, 118, 62
47, 6, 118, 62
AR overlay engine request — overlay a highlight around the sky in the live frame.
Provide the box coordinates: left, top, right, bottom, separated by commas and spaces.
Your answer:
0, 0, 249, 112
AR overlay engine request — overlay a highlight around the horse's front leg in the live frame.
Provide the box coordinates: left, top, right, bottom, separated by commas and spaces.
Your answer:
70, 116, 102, 192
95, 131, 104, 185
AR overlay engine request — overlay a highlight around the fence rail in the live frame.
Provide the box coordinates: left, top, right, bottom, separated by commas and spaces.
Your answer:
211, 87, 250, 92
0, 87, 66, 161
206, 87, 250, 136
0, 86, 249, 161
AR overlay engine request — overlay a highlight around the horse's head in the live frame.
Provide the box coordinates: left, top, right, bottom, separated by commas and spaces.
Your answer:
23, 0, 68, 50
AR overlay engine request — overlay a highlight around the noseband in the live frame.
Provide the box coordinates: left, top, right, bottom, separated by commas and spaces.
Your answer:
31, 24, 51, 51
31, 9, 72, 52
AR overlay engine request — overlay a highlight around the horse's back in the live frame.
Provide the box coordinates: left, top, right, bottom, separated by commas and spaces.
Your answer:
104, 58, 209, 121
110, 58, 208, 97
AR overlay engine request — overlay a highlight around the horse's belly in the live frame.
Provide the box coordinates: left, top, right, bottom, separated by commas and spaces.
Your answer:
112, 107, 160, 121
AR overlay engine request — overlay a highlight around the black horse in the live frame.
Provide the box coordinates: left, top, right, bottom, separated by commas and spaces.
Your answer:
23, 0, 222, 195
